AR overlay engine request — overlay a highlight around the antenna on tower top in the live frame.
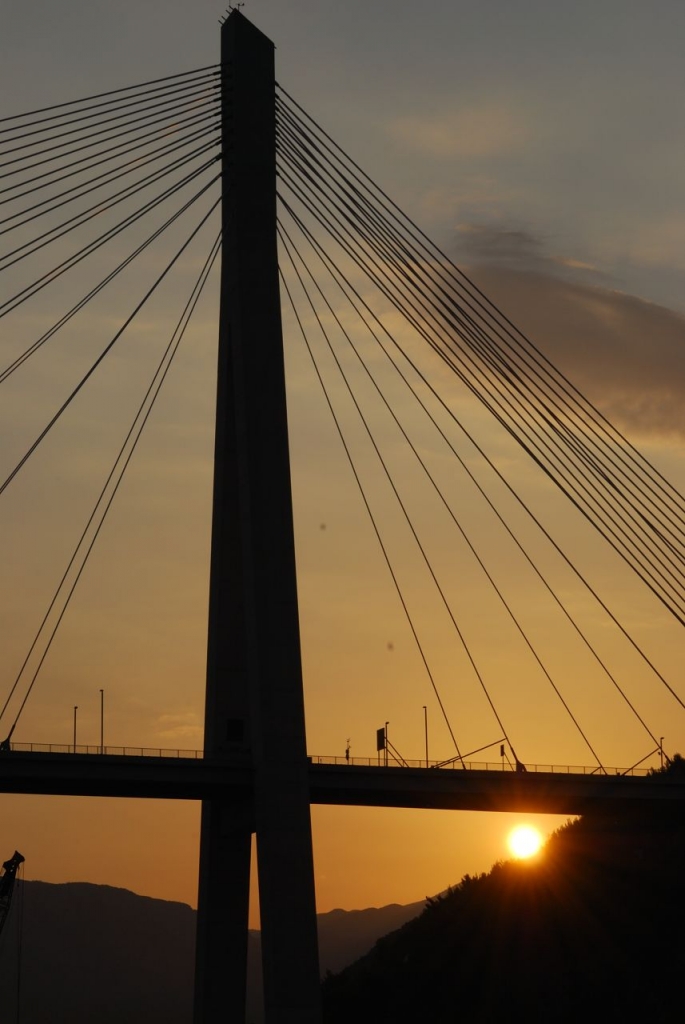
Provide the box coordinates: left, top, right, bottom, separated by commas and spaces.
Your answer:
220, 3, 244, 21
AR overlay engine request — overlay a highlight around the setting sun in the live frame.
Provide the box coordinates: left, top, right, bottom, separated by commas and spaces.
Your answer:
507, 825, 544, 859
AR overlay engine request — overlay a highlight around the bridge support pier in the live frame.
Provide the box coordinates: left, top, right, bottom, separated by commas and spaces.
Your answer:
194, 803, 251, 1022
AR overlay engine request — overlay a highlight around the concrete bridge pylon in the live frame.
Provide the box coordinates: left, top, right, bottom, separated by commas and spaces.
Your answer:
194, 11, 322, 1023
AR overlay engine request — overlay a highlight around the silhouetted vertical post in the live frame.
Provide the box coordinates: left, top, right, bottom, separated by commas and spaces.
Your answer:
195, 10, 321, 1024
423, 706, 428, 768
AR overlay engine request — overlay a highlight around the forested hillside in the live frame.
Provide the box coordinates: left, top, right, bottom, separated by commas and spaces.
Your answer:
324, 788, 685, 1022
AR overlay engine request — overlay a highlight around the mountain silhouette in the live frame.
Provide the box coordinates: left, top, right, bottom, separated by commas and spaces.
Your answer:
0, 878, 422, 1023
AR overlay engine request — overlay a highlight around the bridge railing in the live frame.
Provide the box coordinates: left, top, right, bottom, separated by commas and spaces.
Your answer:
309, 755, 654, 776
6, 745, 656, 775
8, 742, 203, 758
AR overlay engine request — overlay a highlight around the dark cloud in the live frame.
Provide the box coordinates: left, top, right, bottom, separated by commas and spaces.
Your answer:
455, 223, 551, 272
448, 222, 685, 440
454, 222, 604, 282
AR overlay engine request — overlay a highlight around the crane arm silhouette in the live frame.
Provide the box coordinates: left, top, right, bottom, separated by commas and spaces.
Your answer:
0, 851, 24, 939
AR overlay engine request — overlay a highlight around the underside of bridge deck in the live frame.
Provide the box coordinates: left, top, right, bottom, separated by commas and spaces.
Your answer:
0, 752, 683, 816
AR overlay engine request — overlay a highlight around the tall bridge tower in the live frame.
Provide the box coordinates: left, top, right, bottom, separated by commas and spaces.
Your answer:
194, 10, 322, 1024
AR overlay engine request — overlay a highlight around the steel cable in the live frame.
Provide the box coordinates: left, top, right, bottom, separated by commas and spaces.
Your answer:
279, 263, 466, 763
0, 138, 219, 272
280, 218, 612, 766
0, 101, 219, 203
275, 113, 685, 568
275, 141, 685, 623
0, 118, 219, 235
277, 194, 685, 717
0, 231, 221, 739
276, 88, 685, 519
0, 196, 220, 499
0, 175, 219, 384
0, 160, 219, 318
0, 65, 219, 131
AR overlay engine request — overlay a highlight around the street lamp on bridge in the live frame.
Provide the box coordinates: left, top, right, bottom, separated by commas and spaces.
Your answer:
423, 706, 428, 767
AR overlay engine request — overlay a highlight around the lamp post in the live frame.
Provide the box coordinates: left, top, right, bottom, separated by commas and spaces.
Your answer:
384, 721, 389, 766
73, 705, 78, 754
660, 737, 665, 769
423, 706, 428, 767
100, 690, 104, 754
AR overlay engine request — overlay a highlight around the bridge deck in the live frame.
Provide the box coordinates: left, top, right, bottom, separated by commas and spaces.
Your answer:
0, 751, 682, 814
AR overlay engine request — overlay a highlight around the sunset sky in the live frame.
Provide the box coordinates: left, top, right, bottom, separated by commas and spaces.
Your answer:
1, 0, 685, 925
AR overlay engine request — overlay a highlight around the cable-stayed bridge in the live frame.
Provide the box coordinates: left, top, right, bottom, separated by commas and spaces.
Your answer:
2, 10, 685, 1023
